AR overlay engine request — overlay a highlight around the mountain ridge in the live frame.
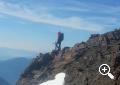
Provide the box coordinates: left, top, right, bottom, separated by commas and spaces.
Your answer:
17, 28, 120, 85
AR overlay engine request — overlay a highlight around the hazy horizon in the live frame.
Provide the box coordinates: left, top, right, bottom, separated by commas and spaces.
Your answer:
0, 47, 37, 60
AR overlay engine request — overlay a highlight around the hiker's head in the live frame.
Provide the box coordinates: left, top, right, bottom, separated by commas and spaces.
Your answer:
58, 31, 61, 34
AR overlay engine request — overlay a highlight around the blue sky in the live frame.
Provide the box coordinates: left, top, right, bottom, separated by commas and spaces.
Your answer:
0, 0, 119, 52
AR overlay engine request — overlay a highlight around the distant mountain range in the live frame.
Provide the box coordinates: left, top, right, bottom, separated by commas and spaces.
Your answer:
0, 47, 37, 60
0, 77, 11, 85
0, 57, 32, 85
0, 47, 37, 85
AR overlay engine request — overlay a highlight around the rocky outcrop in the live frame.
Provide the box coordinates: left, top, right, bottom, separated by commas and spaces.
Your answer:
17, 29, 120, 85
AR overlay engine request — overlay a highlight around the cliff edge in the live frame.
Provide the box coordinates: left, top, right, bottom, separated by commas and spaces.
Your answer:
17, 29, 120, 85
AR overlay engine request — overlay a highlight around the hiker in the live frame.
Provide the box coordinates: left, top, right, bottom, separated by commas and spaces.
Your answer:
55, 32, 64, 51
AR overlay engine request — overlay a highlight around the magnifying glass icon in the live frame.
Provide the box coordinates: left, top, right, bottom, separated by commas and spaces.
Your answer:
99, 64, 114, 80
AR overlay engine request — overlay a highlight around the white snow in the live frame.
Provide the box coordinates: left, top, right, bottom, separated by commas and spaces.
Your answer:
39, 73, 65, 85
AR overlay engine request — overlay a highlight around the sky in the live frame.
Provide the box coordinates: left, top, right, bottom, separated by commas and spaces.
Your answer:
0, 0, 119, 52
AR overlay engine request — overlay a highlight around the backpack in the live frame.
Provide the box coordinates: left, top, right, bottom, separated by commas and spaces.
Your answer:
60, 33, 64, 41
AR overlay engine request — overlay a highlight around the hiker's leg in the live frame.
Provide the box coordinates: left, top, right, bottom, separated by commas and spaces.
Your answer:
58, 42, 61, 51
57, 43, 59, 51
56, 42, 59, 50
55, 42, 57, 50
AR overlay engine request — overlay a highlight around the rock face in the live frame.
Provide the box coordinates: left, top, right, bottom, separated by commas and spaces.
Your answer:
17, 29, 120, 85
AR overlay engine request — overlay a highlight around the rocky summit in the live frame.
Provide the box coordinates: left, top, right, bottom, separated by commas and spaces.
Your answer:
17, 29, 120, 85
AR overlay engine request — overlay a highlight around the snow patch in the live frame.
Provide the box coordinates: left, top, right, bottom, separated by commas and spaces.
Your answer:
39, 73, 65, 85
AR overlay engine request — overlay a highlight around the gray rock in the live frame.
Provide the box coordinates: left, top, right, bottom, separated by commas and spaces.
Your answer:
17, 29, 120, 85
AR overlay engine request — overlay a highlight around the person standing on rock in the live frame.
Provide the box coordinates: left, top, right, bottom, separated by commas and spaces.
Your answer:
55, 31, 64, 51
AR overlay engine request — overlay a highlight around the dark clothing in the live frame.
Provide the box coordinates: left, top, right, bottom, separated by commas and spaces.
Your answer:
55, 32, 64, 51
56, 41, 61, 51
58, 32, 61, 39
